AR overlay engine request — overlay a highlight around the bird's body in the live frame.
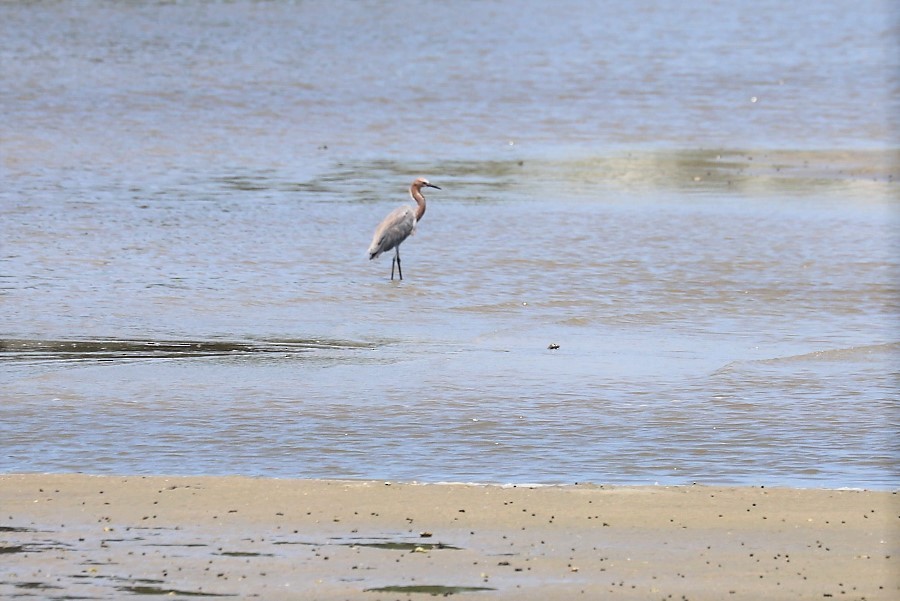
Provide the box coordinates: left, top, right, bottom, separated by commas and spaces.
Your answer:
368, 178, 440, 280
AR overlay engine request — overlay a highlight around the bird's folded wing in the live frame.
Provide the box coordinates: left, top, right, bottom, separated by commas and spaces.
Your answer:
368, 205, 417, 258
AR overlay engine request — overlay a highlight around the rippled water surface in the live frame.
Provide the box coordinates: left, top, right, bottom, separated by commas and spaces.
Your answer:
2, 1, 898, 488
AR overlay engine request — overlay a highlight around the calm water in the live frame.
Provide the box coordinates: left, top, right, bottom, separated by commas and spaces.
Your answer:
2, 1, 898, 488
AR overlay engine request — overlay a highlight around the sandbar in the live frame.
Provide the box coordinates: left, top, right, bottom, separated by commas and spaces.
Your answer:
1, 474, 896, 600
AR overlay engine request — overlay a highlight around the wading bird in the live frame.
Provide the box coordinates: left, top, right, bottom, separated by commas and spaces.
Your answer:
368, 178, 440, 280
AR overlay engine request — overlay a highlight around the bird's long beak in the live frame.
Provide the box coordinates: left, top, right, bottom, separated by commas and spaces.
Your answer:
426, 183, 441, 190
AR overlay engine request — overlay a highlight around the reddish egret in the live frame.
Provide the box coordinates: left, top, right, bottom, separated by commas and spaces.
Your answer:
368, 178, 440, 280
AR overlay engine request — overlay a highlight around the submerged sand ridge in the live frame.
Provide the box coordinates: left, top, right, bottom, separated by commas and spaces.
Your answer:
1, 474, 896, 600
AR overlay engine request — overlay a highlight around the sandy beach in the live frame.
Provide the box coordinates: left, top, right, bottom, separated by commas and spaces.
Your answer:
1, 474, 896, 600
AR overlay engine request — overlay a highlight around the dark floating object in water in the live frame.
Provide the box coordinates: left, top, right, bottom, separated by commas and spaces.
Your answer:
547, 343, 560, 350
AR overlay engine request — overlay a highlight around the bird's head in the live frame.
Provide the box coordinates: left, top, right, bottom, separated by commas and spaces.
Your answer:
413, 177, 441, 190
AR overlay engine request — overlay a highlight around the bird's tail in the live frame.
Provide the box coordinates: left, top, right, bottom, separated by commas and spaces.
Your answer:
368, 236, 385, 260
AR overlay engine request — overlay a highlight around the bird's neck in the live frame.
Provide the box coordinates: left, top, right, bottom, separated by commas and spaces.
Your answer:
410, 186, 426, 222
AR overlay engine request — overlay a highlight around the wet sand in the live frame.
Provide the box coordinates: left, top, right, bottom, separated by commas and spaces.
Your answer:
1, 474, 896, 600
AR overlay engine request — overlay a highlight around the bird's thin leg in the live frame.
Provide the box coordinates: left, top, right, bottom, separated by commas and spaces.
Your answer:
390, 255, 396, 280
395, 247, 403, 280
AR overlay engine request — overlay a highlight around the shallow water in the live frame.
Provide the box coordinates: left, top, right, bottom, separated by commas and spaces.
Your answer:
2, 0, 898, 488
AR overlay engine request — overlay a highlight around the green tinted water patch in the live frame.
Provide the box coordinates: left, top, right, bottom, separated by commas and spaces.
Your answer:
71, 575, 164, 584
364, 585, 495, 594
143, 543, 208, 548
14, 581, 63, 590
117, 585, 236, 596
321, 158, 526, 203
214, 174, 273, 192
351, 542, 461, 551
542, 148, 900, 198
275, 538, 462, 551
